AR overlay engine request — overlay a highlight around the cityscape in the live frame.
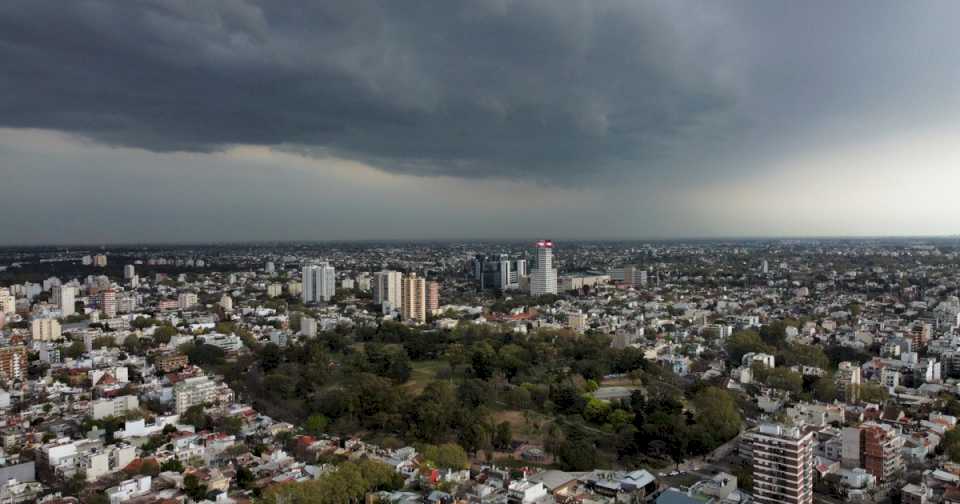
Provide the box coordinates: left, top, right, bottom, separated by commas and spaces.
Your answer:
4, 2, 960, 504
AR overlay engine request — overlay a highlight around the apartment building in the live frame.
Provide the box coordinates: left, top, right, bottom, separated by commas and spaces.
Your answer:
750, 423, 814, 504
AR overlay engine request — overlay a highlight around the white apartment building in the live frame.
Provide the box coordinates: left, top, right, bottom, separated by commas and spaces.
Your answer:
302, 262, 336, 303
267, 283, 283, 298
174, 376, 219, 414
300, 316, 318, 337
53, 285, 75, 317
373, 270, 403, 309
32, 317, 62, 341
529, 240, 557, 296
90, 395, 139, 420
751, 423, 814, 504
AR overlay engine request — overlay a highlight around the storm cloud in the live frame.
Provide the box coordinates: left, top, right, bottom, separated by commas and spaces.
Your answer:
0, 0, 746, 182
3, 1, 960, 244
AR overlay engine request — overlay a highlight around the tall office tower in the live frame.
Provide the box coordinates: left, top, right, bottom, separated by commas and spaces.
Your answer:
835, 361, 862, 402
124, 264, 136, 280
100, 289, 117, 318
0, 288, 16, 315
426, 281, 440, 313
372, 270, 403, 308
750, 423, 814, 504
530, 240, 558, 296
32, 317, 63, 341
302, 262, 336, 303
401, 273, 427, 324
54, 285, 76, 317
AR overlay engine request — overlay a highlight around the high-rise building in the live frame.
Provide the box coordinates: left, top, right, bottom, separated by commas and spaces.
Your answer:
373, 270, 403, 308
0, 345, 27, 382
302, 262, 336, 303
54, 285, 75, 317
32, 317, 63, 341
265, 261, 276, 274
100, 289, 117, 318
93, 254, 108, 267
750, 423, 814, 504
123, 264, 136, 280
530, 240, 558, 296
910, 323, 932, 350
835, 361, 862, 402
0, 288, 14, 315
401, 273, 427, 324
473, 254, 527, 290
843, 422, 904, 484
426, 281, 440, 313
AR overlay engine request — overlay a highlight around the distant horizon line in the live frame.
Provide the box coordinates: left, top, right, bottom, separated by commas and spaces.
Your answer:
1, 233, 959, 249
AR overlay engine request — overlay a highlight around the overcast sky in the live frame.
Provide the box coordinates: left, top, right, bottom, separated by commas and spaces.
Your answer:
2, 1, 960, 245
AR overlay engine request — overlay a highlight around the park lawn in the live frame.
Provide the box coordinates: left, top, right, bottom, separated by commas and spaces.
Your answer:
404, 360, 448, 393
491, 409, 554, 443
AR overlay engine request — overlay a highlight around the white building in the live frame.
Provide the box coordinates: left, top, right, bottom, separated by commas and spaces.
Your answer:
300, 316, 318, 337
529, 240, 558, 296
178, 292, 198, 310
53, 285, 75, 317
373, 270, 403, 309
174, 376, 218, 414
32, 317, 62, 341
90, 395, 139, 420
302, 262, 336, 303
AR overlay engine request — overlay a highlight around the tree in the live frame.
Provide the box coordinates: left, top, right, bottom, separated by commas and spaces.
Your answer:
725, 330, 773, 364
123, 334, 143, 354
494, 421, 513, 450
182, 404, 211, 430
154, 324, 178, 345
161, 459, 184, 473
813, 377, 839, 402
187, 343, 225, 366
419, 443, 470, 469
261, 343, 283, 373
691, 387, 742, 450
65, 340, 85, 359
305, 414, 330, 436
859, 383, 889, 404
183, 473, 208, 501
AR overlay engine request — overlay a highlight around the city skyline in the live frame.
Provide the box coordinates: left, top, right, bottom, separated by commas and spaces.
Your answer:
4, 1, 960, 244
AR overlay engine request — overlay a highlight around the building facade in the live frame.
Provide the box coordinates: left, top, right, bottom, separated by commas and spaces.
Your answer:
302, 262, 336, 303
401, 273, 427, 324
529, 240, 557, 296
750, 423, 814, 504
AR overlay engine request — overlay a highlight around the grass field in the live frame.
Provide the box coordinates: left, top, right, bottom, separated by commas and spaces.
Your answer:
404, 360, 449, 393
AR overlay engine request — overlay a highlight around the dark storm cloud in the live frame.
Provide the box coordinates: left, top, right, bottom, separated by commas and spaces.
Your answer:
0, 0, 741, 181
